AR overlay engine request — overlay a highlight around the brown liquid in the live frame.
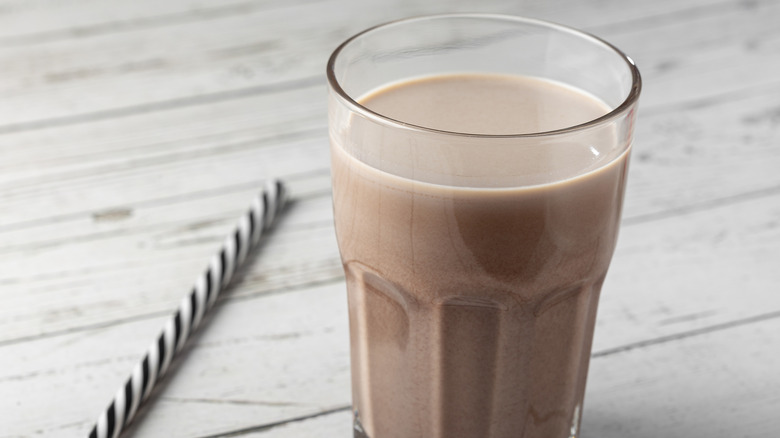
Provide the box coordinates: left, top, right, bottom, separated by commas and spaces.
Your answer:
331, 74, 629, 438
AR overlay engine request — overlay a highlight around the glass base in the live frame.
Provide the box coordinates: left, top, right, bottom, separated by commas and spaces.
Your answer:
569, 404, 581, 438
353, 405, 582, 438
353, 409, 370, 438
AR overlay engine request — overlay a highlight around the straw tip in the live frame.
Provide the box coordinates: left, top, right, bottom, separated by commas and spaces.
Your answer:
267, 178, 288, 211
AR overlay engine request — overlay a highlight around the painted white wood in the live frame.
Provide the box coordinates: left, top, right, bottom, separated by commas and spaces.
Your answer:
237, 302, 780, 438
3, 240, 779, 436
1, 0, 779, 436
0, 0, 722, 41
0, 0, 771, 126
595, 191, 780, 351
0, 187, 340, 344
583, 317, 780, 438
0, 282, 351, 437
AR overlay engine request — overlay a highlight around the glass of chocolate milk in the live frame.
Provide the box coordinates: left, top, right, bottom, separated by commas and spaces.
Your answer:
327, 14, 640, 438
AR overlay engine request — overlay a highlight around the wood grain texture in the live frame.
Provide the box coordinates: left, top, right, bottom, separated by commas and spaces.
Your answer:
0, 283, 351, 437
1, 0, 779, 436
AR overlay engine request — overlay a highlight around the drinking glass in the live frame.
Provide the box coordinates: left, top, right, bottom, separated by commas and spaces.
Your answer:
327, 14, 640, 438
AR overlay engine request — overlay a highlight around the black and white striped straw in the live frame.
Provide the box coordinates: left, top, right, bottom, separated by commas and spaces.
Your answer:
89, 180, 287, 438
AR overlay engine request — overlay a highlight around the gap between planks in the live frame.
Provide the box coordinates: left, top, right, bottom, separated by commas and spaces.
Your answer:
0, 75, 322, 135
0, 0, 774, 136
183, 296, 780, 437
1, 167, 778, 252
2, 68, 779, 137
0, 0, 328, 48
2, 265, 780, 374
584, 0, 774, 35
0, 166, 330, 235
0, 0, 757, 49
192, 405, 352, 438
1, 175, 779, 347
0, 272, 346, 348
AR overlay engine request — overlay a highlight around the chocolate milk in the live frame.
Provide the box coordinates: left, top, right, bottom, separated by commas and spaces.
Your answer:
331, 74, 630, 438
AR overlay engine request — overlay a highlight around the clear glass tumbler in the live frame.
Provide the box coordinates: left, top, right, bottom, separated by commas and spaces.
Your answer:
327, 14, 640, 438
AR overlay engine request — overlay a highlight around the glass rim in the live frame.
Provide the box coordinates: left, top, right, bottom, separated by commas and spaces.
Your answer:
326, 13, 642, 139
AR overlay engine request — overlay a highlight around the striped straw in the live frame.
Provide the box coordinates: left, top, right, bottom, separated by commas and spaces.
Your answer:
89, 180, 287, 438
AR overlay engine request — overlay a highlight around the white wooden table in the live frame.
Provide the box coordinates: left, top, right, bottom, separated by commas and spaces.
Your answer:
2, 0, 778, 436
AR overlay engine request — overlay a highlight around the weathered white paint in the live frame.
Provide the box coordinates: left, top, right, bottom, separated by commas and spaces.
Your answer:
1, 0, 779, 436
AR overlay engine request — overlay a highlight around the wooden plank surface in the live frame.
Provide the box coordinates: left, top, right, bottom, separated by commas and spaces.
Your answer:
1, 0, 779, 436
